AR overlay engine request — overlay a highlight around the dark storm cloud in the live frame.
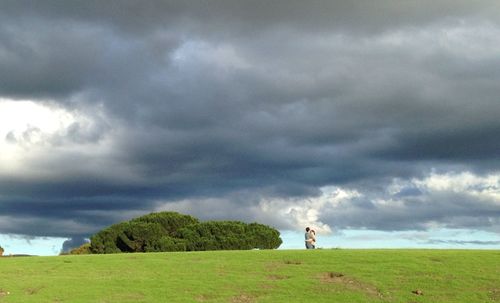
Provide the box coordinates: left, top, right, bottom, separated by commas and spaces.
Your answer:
0, 195, 153, 237
0, 17, 179, 100
61, 236, 89, 253
2, 1, 500, 35
1, 1, 500, 240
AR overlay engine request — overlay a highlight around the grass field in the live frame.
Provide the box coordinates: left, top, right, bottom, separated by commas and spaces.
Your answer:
0, 249, 499, 302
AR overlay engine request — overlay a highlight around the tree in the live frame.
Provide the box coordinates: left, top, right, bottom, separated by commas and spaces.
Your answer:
0, 245, 4, 256
89, 211, 282, 254
90, 212, 198, 254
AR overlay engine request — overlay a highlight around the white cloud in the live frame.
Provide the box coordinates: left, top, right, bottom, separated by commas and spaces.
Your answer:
414, 171, 500, 203
0, 98, 119, 179
260, 171, 500, 233
0, 99, 73, 172
257, 187, 362, 234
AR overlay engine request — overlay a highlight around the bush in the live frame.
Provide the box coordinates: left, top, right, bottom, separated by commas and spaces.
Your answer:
69, 243, 91, 255
89, 212, 282, 253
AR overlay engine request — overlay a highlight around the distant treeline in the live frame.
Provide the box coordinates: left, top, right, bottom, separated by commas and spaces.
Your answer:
71, 212, 282, 254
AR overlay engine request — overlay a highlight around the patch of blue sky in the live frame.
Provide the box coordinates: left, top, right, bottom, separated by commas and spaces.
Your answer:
0, 234, 67, 256
279, 228, 500, 250
2, 228, 499, 256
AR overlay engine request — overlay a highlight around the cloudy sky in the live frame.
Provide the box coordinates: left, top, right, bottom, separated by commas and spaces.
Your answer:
1, 1, 499, 255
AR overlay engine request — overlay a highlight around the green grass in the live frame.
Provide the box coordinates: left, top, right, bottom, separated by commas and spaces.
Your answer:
0, 249, 499, 302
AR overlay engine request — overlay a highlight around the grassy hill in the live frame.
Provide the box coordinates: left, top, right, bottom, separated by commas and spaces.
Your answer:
0, 249, 498, 302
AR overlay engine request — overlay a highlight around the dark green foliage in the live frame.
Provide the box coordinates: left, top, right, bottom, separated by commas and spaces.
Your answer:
149, 236, 187, 252
131, 212, 199, 236
89, 211, 282, 254
246, 223, 283, 249
90, 212, 197, 254
177, 221, 282, 251
117, 221, 165, 252
90, 222, 129, 254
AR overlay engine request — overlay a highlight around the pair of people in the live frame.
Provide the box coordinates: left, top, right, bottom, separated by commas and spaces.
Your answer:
304, 227, 316, 249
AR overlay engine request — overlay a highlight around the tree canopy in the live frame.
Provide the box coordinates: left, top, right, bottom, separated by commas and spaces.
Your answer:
89, 212, 282, 254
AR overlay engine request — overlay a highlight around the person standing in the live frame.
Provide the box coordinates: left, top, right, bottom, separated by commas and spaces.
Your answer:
305, 227, 314, 249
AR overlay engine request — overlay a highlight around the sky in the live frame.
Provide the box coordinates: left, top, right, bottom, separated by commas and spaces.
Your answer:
0, 1, 499, 255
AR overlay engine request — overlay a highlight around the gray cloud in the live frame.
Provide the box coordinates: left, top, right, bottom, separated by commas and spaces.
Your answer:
321, 192, 500, 232
425, 239, 500, 246
61, 237, 89, 253
1, 1, 500, 241
3, 1, 500, 35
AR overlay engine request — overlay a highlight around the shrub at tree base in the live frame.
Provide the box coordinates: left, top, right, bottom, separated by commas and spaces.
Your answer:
69, 243, 91, 255
89, 212, 282, 253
